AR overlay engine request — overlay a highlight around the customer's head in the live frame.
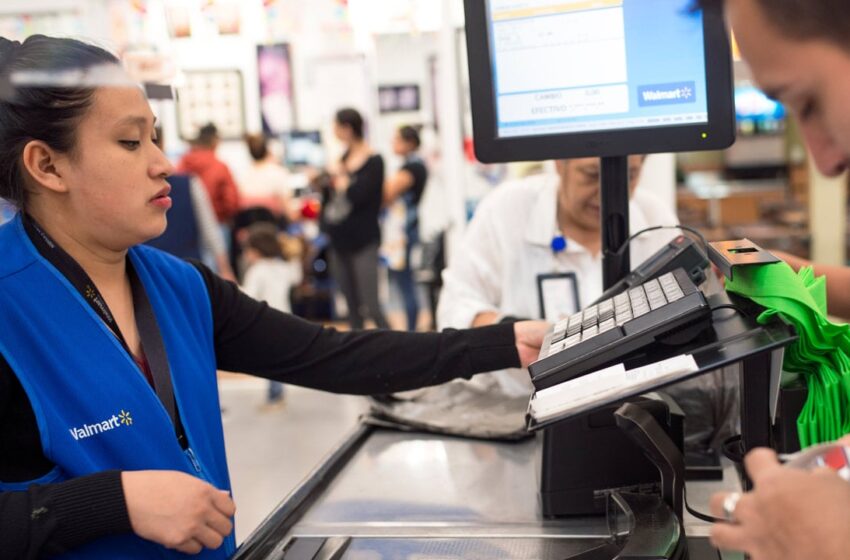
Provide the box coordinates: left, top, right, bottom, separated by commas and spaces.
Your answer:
392, 125, 420, 156
244, 133, 269, 162
195, 122, 219, 149
0, 35, 174, 247
243, 222, 283, 265
333, 108, 365, 145
695, 0, 850, 176
555, 156, 645, 233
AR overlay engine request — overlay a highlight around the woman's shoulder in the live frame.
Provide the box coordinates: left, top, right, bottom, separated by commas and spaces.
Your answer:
133, 245, 208, 287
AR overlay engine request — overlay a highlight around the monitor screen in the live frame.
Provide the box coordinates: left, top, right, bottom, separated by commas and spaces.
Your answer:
464, 0, 734, 162
734, 84, 785, 135
282, 130, 325, 167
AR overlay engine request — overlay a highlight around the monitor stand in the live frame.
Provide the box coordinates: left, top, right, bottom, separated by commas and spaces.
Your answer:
600, 155, 631, 289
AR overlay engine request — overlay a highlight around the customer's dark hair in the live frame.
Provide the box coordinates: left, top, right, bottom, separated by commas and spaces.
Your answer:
398, 125, 421, 149
244, 133, 269, 161
245, 223, 283, 259
335, 108, 365, 140
0, 35, 119, 209
195, 122, 219, 147
693, 0, 850, 50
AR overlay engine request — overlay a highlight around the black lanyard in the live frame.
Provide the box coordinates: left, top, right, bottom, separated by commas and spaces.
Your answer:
23, 215, 187, 447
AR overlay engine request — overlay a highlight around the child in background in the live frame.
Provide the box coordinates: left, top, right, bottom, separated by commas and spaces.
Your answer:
241, 223, 304, 408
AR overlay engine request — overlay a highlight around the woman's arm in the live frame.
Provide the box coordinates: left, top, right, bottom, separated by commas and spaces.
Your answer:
383, 168, 415, 206
0, 467, 130, 558
192, 262, 537, 392
0, 355, 236, 557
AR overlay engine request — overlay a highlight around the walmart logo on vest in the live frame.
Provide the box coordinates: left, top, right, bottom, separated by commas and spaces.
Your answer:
69, 410, 133, 440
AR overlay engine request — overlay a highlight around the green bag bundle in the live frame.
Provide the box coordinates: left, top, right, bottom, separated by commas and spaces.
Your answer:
725, 262, 850, 448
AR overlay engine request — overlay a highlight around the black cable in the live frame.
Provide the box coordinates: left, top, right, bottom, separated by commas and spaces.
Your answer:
711, 303, 749, 320
685, 487, 724, 523
612, 224, 709, 259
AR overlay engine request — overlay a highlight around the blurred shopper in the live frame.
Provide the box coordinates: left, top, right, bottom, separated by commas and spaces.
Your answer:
178, 123, 240, 240
146, 127, 235, 281
240, 133, 299, 223
241, 224, 303, 409
321, 108, 389, 329
383, 125, 429, 331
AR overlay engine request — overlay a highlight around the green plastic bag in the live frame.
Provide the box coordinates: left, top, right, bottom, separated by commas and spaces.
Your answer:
726, 262, 850, 448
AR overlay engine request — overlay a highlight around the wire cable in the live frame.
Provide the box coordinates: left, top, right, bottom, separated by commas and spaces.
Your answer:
710, 303, 749, 320
612, 225, 708, 260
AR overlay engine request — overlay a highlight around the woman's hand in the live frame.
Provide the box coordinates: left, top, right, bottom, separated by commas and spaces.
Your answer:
513, 320, 550, 368
332, 173, 351, 191
327, 161, 350, 191
122, 470, 236, 554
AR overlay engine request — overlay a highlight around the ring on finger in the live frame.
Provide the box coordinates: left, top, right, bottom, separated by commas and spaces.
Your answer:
722, 492, 741, 523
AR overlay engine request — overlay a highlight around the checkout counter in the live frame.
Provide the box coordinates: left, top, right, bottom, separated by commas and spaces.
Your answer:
232, 241, 796, 560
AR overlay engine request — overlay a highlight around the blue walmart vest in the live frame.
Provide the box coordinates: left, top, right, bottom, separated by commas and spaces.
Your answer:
0, 214, 236, 558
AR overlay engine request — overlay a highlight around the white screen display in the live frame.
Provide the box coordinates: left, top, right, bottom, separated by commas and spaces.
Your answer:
487, 0, 709, 138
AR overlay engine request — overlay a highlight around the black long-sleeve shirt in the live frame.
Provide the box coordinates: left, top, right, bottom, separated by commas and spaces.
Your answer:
0, 262, 519, 558
320, 154, 384, 253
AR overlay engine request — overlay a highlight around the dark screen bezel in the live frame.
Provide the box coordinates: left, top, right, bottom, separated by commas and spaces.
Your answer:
463, 2, 736, 162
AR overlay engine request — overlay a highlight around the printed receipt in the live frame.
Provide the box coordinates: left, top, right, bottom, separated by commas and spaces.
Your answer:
530, 354, 699, 423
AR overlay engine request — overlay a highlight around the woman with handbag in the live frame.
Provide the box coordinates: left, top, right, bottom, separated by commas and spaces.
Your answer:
320, 107, 390, 329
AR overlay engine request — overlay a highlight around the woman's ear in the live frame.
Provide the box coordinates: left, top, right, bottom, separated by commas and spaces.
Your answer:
21, 140, 69, 195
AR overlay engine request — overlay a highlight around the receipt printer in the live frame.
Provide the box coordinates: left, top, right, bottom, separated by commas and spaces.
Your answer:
540, 395, 684, 517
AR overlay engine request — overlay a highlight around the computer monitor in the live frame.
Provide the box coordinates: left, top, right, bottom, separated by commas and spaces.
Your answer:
464, 0, 735, 162
281, 130, 325, 168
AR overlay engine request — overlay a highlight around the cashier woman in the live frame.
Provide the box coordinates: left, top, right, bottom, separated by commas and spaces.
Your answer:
695, 0, 850, 559
0, 36, 548, 558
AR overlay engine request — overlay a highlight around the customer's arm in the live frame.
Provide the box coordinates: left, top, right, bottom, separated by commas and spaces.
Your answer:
771, 250, 850, 320
436, 196, 506, 329
193, 263, 545, 392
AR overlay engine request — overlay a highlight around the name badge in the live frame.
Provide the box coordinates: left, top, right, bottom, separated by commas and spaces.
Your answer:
537, 272, 580, 323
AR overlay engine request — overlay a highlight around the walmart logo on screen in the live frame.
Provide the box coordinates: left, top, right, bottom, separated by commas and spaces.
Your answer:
637, 81, 697, 107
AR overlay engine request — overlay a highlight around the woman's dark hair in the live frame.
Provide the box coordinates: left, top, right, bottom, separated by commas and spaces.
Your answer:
335, 107, 365, 140
244, 133, 269, 162
398, 125, 421, 149
694, 0, 850, 51
245, 223, 283, 259
0, 35, 119, 209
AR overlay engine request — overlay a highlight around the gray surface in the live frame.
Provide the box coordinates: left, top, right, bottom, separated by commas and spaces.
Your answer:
293, 430, 611, 539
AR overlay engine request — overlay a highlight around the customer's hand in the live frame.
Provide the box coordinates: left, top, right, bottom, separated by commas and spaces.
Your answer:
513, 320, 549, 368
770, 249, 809, 272
122, 470, 236, 554
710, 447, 850, 560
